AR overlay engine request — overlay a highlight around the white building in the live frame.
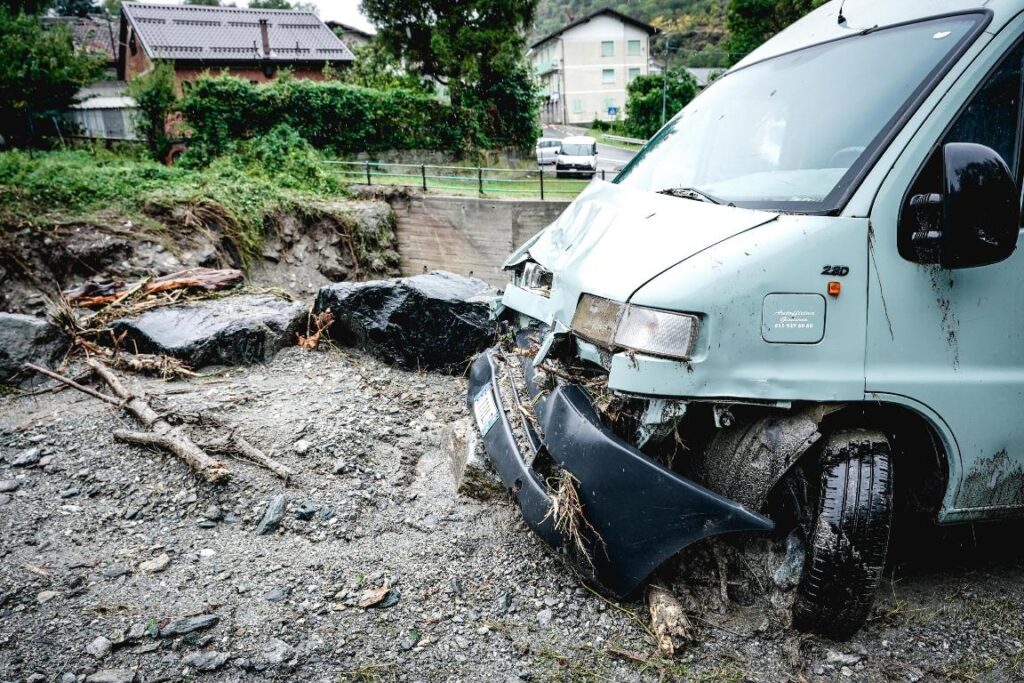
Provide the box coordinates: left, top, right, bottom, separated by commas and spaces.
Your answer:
529, 8, 656, 125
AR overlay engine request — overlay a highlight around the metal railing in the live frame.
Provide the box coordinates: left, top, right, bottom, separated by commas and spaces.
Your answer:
601, 133, 647, 146
322, 160, 607, 200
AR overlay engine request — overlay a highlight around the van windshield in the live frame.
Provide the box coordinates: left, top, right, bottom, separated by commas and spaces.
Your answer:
561, 144, 593, 156
615, 14, 984, 212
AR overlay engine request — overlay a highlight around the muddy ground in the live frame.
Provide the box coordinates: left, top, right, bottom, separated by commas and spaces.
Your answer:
1, 346, 1023, 682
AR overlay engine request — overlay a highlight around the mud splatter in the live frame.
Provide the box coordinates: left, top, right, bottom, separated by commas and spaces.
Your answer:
957, 449, 1024, 509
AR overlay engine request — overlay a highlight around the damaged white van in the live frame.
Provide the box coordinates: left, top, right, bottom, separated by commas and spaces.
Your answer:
468, 0, 1024, 639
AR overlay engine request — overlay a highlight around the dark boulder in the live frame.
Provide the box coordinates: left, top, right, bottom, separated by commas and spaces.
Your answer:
0, 313, 69, 383
313, 271, 497, 373
108, 294, 306, 369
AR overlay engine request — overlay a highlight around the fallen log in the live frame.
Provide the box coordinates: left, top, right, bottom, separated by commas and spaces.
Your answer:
87, 359, 231, 484
63, 267, 244, 308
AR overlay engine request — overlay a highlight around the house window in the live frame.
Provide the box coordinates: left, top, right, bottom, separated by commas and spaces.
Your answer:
628, 40, 641, 56
602, 68, 615, 84
628, 67, 641, 82
601, 40, 614, 57
573, 99, 582, 113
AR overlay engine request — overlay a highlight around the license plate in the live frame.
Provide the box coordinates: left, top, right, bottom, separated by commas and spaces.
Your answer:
473, 386, 499, 435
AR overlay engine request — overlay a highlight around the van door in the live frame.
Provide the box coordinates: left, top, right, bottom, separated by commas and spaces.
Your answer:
866, 26, 1024, 522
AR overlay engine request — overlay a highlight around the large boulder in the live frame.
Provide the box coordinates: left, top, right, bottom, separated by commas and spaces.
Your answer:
313, 271, 497, 373
0, 313, 69, 383
108, 294, 306, 369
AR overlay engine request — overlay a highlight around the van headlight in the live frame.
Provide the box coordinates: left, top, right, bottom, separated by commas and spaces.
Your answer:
571, 294, 699, 360
514, 261, 553, 296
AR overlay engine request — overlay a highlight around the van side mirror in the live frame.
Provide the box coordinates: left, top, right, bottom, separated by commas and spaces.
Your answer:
908, 142, 1019, 268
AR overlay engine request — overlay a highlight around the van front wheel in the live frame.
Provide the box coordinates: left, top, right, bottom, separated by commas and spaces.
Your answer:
792, 429, 893, 640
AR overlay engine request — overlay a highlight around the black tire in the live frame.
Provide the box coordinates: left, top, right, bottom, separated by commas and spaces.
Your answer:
793, 429, 893, 640
555, 171, 564, 179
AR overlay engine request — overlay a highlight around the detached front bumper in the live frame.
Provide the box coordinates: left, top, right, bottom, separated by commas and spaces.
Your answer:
468, 337, 773, 599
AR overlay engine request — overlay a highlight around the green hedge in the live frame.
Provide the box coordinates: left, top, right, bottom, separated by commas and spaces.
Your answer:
179, 75, 470, 159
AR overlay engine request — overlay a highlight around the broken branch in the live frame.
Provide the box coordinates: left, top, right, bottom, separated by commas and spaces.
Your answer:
21, 363, 119, 406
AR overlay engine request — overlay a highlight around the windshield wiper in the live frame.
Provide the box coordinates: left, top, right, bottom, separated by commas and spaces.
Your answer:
657, 186, 729, 206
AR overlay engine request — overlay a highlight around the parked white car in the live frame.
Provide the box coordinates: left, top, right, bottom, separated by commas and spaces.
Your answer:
535, 138, 561, 165
555, 136, 598, 178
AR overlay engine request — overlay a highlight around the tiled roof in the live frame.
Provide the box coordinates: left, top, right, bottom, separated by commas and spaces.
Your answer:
530, 8, 657, 50
44, 16, 119, 63
121, 2, 354, 63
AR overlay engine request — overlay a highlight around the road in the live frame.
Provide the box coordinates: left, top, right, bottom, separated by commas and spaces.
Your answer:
540, 124, 638, 177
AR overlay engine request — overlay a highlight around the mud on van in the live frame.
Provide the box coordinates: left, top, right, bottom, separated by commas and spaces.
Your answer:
468, 0, 1024, 639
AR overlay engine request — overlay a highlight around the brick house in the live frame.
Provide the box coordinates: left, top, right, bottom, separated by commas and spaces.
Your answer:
117, 2, 355, 88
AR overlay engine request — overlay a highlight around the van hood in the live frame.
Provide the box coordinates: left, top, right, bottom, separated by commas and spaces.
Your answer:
509, 180, 778, 303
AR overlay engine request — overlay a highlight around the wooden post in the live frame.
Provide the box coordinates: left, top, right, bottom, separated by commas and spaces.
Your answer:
539, 166, 545, 200
477, 166, 483, 194
365, 160, 371, 185
421, 164, 427, 191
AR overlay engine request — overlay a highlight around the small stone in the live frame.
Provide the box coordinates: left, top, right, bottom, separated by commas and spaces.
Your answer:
293, 439, 311, 455
86, 636, 113, 659
331, 459, 347, 474
537, 608, 553, 626
60, 487, 80, 499
61, 673, 76, 683
202, 504, 223, 521
262, 637, 294, 665
12, 447, 41, 467
85, 670, 136, 683
127, 623, 147, 641
159, 614, 219, 637
36, 590, 58, 604
27, 674, 45, 683
264, 588, 289, 603
293, 500, 320, 521
826, 650, 862, 666
256, 494, 287, 535
199, 548, 216, 558
101, 565, 131, 579
138, 553, 170, 573
0, 479, 19, 493
182, 650, 230, 672
0, 493, 10, 506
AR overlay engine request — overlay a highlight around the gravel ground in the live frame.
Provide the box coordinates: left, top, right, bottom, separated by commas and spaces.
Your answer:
2, 346, 1023, 682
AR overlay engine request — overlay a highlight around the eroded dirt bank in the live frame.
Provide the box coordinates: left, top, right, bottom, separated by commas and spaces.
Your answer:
1, 348, 1023, 682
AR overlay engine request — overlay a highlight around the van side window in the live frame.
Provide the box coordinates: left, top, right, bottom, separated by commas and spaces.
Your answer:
900, 41, 1024, 260
944, 41, 1024, 180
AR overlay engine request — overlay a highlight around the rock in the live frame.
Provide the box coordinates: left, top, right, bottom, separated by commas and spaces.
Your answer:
36, 590, 58, 604
202, 504, 223, 521
261, 637, 294, 665
313, 271, 496, 373
12, 447, 41, 467
86, 636, 113, 659
0, 479, 19, 493
773, 533, 806, 589
293, 439, 311, 455
159, 614, 219, 637
256, 493, 287, 535
293, 500, 320, 521
107, 294, 306, 369
182, 650, 230, 672
102, 565, 131, 579
264, 587, 289, 603
85, 670, 136, 683
537, 608, 553, 626
27, 674, 46, 683
60, 487, 80, 499
61, 673, 77, 683
443, 419, 503, 501
0, 494, 9, 506
826, 650, 863, 666
138, 553, 170, 573
0, 312, 69, 383
199, 548, 216, 558
127, 623, 147, 641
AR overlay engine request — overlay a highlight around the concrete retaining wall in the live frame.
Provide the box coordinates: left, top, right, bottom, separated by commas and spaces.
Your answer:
387, 194, 570, 286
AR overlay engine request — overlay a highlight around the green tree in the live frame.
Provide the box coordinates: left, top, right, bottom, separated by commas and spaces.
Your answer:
361, 0, 539, 150
248, 0, 290, 8
725, 0, 824, 62
128, 61, 178, 161
339, 41, 427, 92
55, 0, 97, 16
9, 0, 55, 14
624, 66, 697, 139
185, 0, 221, 6
0, 8, 105, 145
